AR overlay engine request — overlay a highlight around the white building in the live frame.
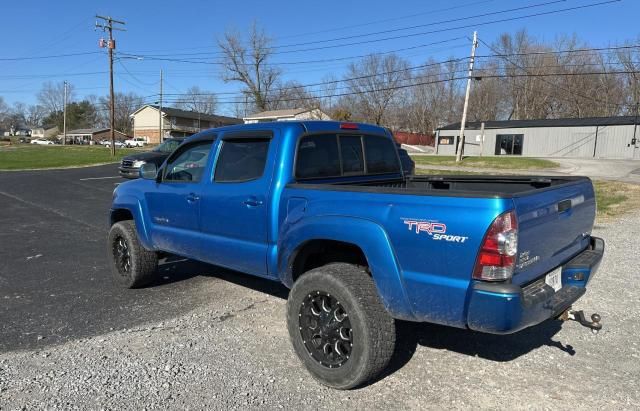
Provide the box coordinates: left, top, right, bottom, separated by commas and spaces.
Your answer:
243, 108, 330, 124
436, 116, 640, 160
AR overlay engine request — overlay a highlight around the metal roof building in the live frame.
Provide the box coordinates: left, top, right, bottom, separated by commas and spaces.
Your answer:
435, 116, 640, 159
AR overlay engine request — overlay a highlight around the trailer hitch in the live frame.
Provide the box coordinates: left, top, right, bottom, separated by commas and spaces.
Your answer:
560, 308, 602, 334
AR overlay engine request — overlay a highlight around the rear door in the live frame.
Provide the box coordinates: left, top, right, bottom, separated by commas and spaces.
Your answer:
145, 139, 214, 257
198, 132, 277, 276
511, 178, 596, 285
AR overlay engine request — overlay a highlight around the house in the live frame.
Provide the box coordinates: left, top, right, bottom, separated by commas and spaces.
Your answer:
30, 127, 59, 139
64, 128, 129, 144
436, 116, 640, 159
243, 108, 331, 124
130, 105, 242, 144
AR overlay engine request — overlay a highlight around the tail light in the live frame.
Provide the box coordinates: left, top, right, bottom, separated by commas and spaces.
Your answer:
473, 210, 518, 281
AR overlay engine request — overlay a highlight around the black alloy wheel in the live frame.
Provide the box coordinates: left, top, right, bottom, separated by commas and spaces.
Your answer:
299, 291, 353, 368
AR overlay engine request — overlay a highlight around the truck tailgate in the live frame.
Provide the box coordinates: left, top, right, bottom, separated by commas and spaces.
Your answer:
512, 178, 596, 286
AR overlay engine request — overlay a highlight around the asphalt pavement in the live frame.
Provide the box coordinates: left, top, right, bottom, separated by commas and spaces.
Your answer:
0, 164, 279, 353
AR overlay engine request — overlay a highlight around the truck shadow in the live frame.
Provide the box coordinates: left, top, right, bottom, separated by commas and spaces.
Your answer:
151, 257, 290, 299
380, 319, 574, 382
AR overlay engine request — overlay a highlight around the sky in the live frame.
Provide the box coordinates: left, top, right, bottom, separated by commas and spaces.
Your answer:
1, 0, 638, 116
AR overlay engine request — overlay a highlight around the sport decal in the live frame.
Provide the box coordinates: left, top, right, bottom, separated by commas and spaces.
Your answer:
402, 218, 469, 243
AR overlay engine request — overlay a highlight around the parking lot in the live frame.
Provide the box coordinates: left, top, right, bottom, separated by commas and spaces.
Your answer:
0, 165, 639, 409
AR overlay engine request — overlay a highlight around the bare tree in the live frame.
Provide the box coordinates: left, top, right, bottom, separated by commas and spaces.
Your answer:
268, 81, 319, 111
616, 38, 640, 115
175, 86, 218, 114
218, 23, 281, 112
344, 54, 410, 125
37, 81, 75, 115
99, 92, 144, 133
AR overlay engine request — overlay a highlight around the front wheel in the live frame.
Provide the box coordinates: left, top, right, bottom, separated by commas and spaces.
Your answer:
107, 220, 158, 288
286, 263, 396, 389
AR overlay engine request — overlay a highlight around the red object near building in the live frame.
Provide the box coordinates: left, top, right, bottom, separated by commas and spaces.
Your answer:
393, 131, 435, 146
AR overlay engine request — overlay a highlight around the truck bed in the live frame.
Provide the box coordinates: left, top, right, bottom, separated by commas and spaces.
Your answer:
291, 175, 590, 198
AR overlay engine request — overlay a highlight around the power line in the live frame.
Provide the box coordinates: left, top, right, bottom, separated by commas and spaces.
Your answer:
120, 0, 620, 60
119, 37, 466, 66
477, 37, 630, 108
151, 70, 640, 106
274, 0, 496, 41
270, 0, 567, 49
147, 45, 640, 101
0, 51, 102, 61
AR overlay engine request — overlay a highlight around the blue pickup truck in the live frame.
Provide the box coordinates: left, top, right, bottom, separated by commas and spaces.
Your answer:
108, 121, 604, 389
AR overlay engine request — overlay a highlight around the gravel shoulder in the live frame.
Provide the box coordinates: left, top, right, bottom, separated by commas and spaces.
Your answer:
1, 213, 639, 409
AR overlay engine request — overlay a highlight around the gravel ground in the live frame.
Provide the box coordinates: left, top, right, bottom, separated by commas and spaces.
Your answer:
1, 214, 639, 410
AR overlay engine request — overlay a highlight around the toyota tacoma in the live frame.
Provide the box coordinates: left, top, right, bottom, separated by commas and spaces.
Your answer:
108, 121, 603, 389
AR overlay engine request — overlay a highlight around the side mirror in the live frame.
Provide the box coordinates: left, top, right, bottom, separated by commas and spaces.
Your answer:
139, 162, 158, 180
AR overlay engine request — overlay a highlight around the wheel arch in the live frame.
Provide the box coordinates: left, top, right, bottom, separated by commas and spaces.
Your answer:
109, 197, 153, 250
278, 215, 415, 321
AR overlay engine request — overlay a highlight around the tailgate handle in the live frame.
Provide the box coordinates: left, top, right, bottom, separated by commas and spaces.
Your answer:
558, 199, 572, 212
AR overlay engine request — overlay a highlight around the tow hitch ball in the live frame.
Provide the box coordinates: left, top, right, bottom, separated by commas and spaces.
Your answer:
561, 308, 602, 334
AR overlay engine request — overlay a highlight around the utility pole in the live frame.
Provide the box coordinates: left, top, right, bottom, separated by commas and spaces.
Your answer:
632, 102, 639, 148
479, 121, 485, 157
96, 15, 126, 156
159, 69, 163, 143
455, 31, 478, 163
62, 80, 68, 145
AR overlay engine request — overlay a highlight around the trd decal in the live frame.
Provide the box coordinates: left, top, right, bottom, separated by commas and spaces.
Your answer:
402, 219, 469, 243
403, 220, 447, 235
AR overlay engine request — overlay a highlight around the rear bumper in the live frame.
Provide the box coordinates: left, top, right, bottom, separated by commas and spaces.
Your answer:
466, 236, 604, 334
119, 167, 139, 179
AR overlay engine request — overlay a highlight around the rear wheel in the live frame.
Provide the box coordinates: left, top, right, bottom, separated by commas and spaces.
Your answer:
286, 263, 396, 389
108, 220, 158, 288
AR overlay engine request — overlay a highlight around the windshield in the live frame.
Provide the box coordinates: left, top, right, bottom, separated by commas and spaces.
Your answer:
153, 139, 182, 153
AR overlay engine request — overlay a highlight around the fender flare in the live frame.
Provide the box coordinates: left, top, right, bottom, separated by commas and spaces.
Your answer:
110, 195, 153, 250
278, 215, 416, 321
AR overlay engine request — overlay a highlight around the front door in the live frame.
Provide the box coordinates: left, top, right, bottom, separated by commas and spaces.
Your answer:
146, 140, 214, 258
199, 134, 275, 277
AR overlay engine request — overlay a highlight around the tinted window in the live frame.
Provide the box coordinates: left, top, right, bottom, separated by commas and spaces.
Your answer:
214, 139, 270, 182
295, 135, 340, 179
164, 141, 212, 182
339, 136, 364, 174
364, 136, 400, 174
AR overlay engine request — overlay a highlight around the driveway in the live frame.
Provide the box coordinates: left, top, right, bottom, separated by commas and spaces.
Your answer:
545, 158, 640, 184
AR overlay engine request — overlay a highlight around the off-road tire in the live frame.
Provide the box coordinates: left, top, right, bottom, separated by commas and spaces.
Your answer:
287, 263, 396, 389
108, 220, 158, 288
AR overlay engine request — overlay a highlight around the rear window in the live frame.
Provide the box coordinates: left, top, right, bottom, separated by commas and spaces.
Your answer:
295, 134, 399, 179
339, 136, 364, 174
295, 135, 341, 179
364, 136, 400, 174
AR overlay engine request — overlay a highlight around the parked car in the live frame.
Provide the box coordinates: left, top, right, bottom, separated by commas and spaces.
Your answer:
104, 141, 126, 149
118, 138, 185, 179
108, 121, 603, 389
396, 143, 415, 175
30, 138, 54, 145
124, 137, 146, 148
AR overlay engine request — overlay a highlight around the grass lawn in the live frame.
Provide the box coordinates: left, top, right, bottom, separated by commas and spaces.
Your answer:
0, 145, 143, 170
593, 180, 640, 219
411, 155, 558, 170
415, 169, 639, 220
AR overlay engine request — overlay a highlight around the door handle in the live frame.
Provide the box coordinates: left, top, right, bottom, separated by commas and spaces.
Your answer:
243, 197, 264, 207
186, 193, 200, 203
